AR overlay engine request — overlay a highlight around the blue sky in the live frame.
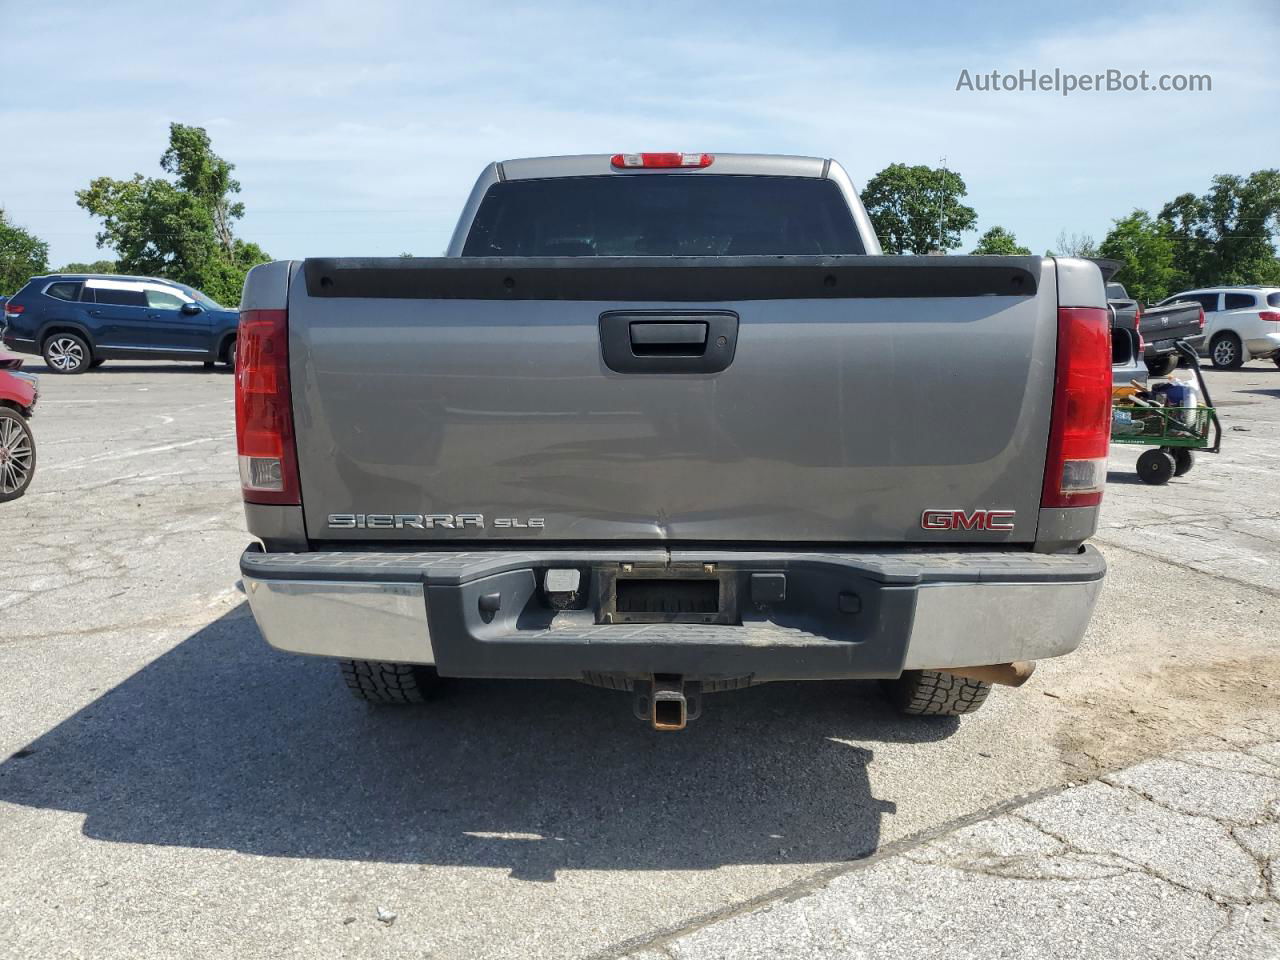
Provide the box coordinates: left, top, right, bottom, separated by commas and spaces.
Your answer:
2, 0, 1277, 267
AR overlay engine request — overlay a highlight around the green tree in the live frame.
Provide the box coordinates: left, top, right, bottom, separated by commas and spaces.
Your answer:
971, 226, 1030, 256
57, 259, 118, 274
76, 123, 269, 305
1098, 210, 1179, 303
0, 209, 49, 294
861, 163, 978, 254
1158, 170, 1280, 287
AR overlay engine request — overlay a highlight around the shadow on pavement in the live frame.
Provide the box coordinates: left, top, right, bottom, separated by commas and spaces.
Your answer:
1105, 469, 1147, 485
0, 605, 954, 881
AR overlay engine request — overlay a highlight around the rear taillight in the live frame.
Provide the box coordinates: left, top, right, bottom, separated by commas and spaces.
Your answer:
1133, 303, 1142, 321
235, 309, 299, 505
1259, 311, 1280, 323
1136, 328, 1144, 354
1042, 306, 1111, 508
3, 303, 24, 318
610, 152, 714, 169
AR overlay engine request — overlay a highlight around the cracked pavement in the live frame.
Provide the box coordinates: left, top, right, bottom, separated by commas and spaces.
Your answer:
620, 721, 1280, 960
0, 360, 1278, 959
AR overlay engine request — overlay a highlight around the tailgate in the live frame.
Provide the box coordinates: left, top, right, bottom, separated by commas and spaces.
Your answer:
1142, 303, 1202, 341
288, 257, 1058, 544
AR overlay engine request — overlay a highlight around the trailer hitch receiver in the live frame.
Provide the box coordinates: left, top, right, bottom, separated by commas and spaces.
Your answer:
633, 676, 702, 731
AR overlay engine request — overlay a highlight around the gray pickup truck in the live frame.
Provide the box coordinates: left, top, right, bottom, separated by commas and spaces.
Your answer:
235, 153, 1111, 729
1095, 259, 1205, 376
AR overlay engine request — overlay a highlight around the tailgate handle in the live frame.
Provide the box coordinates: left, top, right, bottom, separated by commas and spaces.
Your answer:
629, 321, 708, 354
600, 312, 738, 374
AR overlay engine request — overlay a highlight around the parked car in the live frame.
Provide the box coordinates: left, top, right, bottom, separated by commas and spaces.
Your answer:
0, 274, 240, 374
1093, 261, 1204, 376
0, 351, 38, 501
1157, 286, 1280, 369
236, 152, 1111, 728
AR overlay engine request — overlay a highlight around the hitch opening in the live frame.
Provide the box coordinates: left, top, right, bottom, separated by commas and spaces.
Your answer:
633, 675, 702, 731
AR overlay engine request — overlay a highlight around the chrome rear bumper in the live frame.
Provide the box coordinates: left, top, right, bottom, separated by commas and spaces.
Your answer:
241, 545, 1105, 679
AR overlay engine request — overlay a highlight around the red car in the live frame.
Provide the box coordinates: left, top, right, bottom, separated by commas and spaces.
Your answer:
0, 351, 37, 501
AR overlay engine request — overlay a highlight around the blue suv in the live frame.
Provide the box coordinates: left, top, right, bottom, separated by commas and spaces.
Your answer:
1, 274, 240, 374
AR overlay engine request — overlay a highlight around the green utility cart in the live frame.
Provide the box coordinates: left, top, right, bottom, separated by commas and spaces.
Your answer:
1112, 342, 1221, 485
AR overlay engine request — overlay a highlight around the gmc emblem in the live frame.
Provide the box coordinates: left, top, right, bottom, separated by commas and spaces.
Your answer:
921, 509, 1016, 531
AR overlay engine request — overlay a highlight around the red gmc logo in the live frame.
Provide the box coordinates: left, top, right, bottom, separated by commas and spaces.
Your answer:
921, 509, 1016, 531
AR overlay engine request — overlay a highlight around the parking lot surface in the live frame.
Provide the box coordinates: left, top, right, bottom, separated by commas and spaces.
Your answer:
1, 360, 1278, 959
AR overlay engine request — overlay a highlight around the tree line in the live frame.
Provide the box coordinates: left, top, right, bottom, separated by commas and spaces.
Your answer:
2, 137, 1278, 306
0, 124, 269, 304
862, 162, 1280, 302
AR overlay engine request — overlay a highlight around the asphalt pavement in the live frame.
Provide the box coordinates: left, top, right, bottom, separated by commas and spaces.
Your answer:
0, 359, 1277, 959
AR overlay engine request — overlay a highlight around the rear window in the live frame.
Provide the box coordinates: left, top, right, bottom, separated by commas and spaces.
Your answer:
1105, 283, 1128, 300
92, 287, 148, 308
1224, 292, 1258, 310
44, 281, 83, 302
462, 175, 865, 257
1269, 293, 1280, 308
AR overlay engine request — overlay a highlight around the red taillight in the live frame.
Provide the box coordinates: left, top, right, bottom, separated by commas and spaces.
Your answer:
235, 309, 299, 505
1259, 311, 1280, 323
1133, 302, 1142, 321
1136, 328, 1144, 354
3, 303, 24, 317
610, 152, 714, 169
1042, 306, 1111, 509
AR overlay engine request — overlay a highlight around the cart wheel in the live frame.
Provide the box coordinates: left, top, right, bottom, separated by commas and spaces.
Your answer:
1170, 448, 1195, 476
1137, 449, 1177, 485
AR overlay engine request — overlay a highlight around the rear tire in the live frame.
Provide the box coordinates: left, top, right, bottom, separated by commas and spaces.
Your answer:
886, 670, 991, 716
339, 660, 441, 703
1171, 448, 1195, 476
1137, 448, 1176, 484
42, 333, 91, 374
1144, 355, 1178, 377
1210, 332, 1243, 370
222, 338, 236, 369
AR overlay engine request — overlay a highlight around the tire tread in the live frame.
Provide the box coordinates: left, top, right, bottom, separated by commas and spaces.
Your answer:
890, 670, 991, 716
339, 659, 438, 703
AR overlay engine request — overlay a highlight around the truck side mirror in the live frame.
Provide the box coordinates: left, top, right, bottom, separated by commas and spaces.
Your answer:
181, 302, 203, 316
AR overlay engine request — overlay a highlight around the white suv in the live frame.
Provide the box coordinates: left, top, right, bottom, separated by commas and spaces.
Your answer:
1157, 287, 1280, 369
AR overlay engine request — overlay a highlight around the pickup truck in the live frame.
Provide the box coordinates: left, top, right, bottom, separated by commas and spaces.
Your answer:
1094, 261, 1204, 376
236, 152, 1111, 730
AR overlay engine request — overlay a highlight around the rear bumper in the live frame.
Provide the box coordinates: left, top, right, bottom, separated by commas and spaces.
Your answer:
1245, 332, 1280, 359
240, 545, 1106, 682
1145, 333, 1205, 358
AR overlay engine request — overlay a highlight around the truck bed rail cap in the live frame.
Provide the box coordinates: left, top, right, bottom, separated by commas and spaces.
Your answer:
1055, 257, 1107, 309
